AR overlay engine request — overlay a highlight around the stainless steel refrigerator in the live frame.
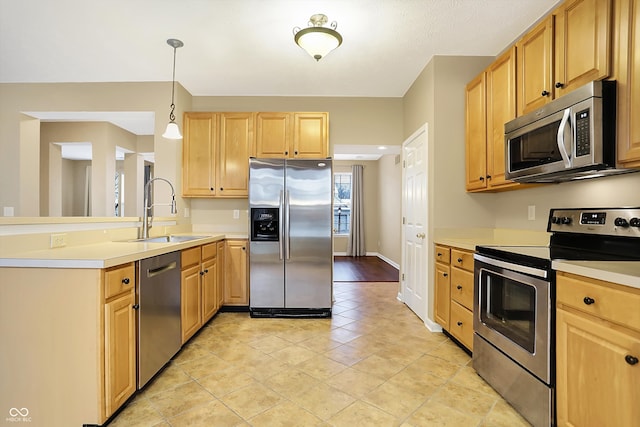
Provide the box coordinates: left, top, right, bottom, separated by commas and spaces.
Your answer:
249, 158, 333, 317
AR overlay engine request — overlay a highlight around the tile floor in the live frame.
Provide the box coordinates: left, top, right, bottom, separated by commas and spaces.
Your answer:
109, 282, 530, 426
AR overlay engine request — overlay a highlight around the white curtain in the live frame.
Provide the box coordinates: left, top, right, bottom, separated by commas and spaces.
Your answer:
347, 164, 365, 256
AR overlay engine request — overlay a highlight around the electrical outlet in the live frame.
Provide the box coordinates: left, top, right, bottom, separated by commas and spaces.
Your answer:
50, 233, 68, 248
528, 205, 536, 221
184, 207, 190, 218
233, 209, 240, 219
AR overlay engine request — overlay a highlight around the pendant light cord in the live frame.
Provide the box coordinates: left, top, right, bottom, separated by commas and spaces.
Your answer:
169, 46, 177, 122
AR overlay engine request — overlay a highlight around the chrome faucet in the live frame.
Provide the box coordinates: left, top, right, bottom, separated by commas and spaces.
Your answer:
142, 177, 177, 239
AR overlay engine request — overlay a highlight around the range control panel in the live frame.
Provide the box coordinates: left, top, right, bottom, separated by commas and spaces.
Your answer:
548, 207, 640, 237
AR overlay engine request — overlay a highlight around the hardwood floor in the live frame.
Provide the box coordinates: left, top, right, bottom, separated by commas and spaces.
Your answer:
333, 256, 399, 282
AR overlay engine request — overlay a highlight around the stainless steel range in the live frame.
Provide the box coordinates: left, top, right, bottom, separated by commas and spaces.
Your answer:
473, 207, 640, 427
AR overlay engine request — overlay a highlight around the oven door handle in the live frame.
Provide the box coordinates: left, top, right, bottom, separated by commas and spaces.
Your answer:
474, 254, 549, 279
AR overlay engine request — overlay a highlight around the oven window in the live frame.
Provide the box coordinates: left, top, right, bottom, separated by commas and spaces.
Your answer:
509, 120, 563, 171
480, 270, 536, 353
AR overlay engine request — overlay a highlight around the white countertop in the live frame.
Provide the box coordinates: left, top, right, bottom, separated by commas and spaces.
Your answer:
0, 234, 233, 269
553, 260, 640, 289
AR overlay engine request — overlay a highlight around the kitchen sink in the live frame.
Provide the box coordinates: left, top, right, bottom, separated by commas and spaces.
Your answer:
128, 235, 211, 243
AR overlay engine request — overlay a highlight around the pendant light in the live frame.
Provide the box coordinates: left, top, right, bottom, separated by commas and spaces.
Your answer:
293, 14, 342, 61
162, 38, 184, 140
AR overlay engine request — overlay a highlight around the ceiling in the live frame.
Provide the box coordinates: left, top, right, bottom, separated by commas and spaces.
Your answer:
1, 0, 560, 98
2, 0, 560, 160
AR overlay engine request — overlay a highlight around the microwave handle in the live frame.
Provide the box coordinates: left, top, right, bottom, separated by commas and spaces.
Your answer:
557, 108, 572, 168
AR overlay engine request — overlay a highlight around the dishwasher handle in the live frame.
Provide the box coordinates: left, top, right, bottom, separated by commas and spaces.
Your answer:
146, 261, 178, 278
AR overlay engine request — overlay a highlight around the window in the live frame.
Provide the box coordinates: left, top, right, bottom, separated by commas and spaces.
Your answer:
334, 173, 351, 235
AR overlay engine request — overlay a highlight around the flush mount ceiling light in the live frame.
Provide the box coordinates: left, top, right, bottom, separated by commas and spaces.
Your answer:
162, 38, 184, 140
293, 14, 343, 61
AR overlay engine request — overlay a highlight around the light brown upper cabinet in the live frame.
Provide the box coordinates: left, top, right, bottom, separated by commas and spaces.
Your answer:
517, 0, 612, 116
182, 112, 217, 197
554, 0, 612, 97
182, 112, 255, 198
255, 112, 329, 159
217, 112, 254, 197
466, 47, 520, 192
517, 16, 554, 115
613, 0, 640, 167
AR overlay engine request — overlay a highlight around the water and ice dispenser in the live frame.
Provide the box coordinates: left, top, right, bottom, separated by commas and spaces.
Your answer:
251, 208, 279, 241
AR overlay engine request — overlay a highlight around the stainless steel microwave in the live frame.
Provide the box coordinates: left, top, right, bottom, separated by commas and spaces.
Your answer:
505, 80, 633, 183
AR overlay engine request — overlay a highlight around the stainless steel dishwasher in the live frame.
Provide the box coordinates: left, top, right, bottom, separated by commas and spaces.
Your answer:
137, 251, 181, 388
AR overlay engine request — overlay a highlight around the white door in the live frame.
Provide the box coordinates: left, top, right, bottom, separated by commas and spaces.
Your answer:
401, 124, 428, 321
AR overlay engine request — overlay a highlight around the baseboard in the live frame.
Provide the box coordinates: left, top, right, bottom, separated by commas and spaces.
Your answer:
333, 252, 399, 270
424, 317, 443, 333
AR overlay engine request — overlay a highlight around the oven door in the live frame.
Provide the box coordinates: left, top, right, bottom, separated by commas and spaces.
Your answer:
473, 255, 552, 384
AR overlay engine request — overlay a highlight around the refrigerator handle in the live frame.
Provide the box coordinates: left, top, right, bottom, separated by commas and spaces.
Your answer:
285, 189, 291, 260
279, 190, 284, 260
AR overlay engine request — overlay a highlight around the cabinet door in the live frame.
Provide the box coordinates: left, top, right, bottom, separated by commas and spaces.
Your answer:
517, 16, 553, 115
181, 264, 202, 343
615, 0, 640, 166
486, 47, 517, 189
104, 291, 136, 417
217, 241, 226, 308
556, 308, 640, 427
293, 113, 328, 158
256, 112, 291, 158
434, 262, 450, 329
465, 72, 488, 191
182, 113, 217, 197
224, 240, 248, 305
201, 257, 218, 323
554, 0, 611, 97
218, 113, 254, 197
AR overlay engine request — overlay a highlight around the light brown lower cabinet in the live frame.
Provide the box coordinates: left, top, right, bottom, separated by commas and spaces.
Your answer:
224, 239, 249, 306
0, 263, 136, 426
433, 244, 474, 352
556, 272, 640, 427
180, 242, 219, 344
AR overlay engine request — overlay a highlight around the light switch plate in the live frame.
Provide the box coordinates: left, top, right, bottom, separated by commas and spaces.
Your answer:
528, 205, 536, 221
233, 209, 240, 219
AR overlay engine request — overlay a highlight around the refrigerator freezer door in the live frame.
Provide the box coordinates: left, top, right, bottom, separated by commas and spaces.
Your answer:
285, 159, 333, 308
249, 159, 285, 308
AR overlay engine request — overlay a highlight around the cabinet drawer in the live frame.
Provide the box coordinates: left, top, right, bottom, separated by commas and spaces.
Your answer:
557, 273, 640, 332
435, 245, 451, 264
104, 263, 135, 299
451, 249, 474, 272
451, 267, 474, 310
450, 301, 474, 351
201, 242, 217, 261
181, 247, 201, 269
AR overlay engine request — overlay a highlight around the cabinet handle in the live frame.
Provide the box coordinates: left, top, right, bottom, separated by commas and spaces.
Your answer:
210, 187, 214, 191
486, 175, 492, 180
294, 151, 298, 155
555, 82, 564, 89
204, 269, 209, 274
457, 258, 463, 263
479, 176, 485, 181
457, 321, 463, 326
443, 273, 448, 277
220, 187, 224, 191
242, 247, 246, 251
437, 252, 442, 257
541, 90, 550, 96
456, 285, 462, 290
583, 296, 595, 305
200, 271, 205, 276
132, 304, 140, 310
122, 277, 130, 285
285, 151, 289, 155
625, 355, 639, 365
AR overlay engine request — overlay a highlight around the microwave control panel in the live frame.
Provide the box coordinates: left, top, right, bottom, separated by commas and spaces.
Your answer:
575, 109, 591, 157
